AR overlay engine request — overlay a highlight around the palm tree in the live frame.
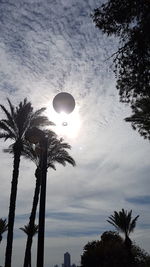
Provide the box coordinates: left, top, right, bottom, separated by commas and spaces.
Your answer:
22, 130, 76, 267
20, 223, 38, 267
107, 209, 139, 262
0, 218, 8, 244
0, 98, 53, 267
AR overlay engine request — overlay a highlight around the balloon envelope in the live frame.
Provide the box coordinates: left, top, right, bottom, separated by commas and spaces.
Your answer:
53, 92, 75, 114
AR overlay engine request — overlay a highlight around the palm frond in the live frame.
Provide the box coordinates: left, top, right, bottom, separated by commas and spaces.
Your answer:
107, 213, 122, 232
47, 138, 75, 169
0, 121, 16, 140
7, 98, 15, 116
52, 157, 66, 166
32, 107, 46, 117
20, 223, 38, 236
107, 209, 139, 238
0, 218, 8, 234
0, 98, 52, 146
52, 152, 75, 166
22, 141, 39, 166
129, 215, 139, 233
15, 101, 33, 138
16, 98, 30, 113
0, 133, 14, 141
44, 129, 56, 138
0, 104, 15, 127
1, 119, 17, 135
31, 116, 55, 127
22, 128, 75, 170
47, 163, 56, 170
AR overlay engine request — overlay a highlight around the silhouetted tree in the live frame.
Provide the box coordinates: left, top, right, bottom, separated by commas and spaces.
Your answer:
81, 231, 150, 267
107, 209, 139, 263
20, 223, 38, 267
81, 231, 129, 267
125, 97, 150, 140
0, 218, 8, 244
92, 1, 150, 141
132, 244, 150, 267
101, 230, 123, 243
22, 130, 76, 267
0, 98, 53, 267
92, 0, 150, 104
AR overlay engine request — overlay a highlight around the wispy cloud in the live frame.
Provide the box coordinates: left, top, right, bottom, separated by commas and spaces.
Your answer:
126, 196, 150, 205
0, 0, 150, 267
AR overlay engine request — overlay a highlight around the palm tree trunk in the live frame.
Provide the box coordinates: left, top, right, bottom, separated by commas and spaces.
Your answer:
125, 234, 133, 265
5, 142, 22, 267
23, 167, 41, 267
29, 251, 31, 267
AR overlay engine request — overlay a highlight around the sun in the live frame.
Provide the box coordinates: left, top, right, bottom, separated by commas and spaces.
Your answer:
46, 104, 81, 139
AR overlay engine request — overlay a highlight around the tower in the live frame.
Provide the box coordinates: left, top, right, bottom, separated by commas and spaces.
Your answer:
64, 252, 71, 267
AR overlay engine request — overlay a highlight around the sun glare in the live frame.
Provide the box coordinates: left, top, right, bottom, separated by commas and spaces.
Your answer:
46, 104, 81, 139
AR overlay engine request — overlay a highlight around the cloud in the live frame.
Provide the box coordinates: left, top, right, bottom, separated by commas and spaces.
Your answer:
0, 0, 150, 267
126, 196, 150, 205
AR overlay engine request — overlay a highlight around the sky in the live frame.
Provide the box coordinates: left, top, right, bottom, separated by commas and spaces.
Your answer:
0, 0, 150, 267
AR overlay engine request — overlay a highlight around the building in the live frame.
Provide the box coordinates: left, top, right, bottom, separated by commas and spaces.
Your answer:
64, 252, 71, 267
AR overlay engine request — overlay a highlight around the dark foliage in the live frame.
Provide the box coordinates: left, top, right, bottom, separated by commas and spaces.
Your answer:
0, 218, 8, 243
92, 0, 150, 140
81, 231, 128, 267
133, 244, 150, 267
92, 0, 150, 104
107, 209, 139, 237
125, 97, 150, 140
81, 231, 150, 267
101, 230, 123, 243
20, 223, 38, 237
